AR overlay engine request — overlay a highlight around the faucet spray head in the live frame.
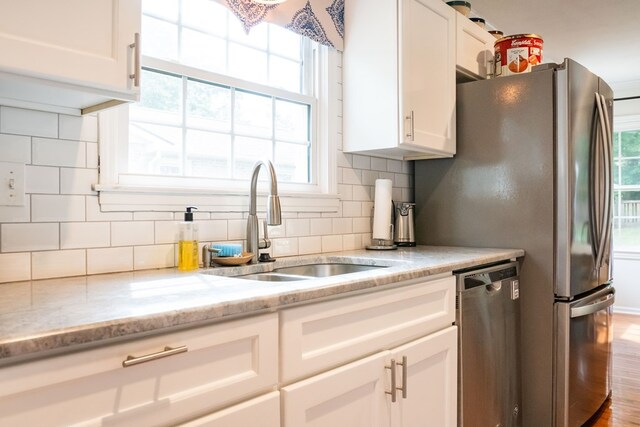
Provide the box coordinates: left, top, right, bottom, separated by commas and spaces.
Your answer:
267, 195, 282, 225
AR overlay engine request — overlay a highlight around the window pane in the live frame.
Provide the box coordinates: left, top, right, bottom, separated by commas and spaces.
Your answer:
142, 16, 178, 61
269, 56, 302, 93
132, 70, 182, 126
129, 123, 183, 175
235, 91, 272, 137
275, 142, 309, 183
228, 43, 268, 84
142, 0, 179, 21
185, 130, 231, 178
613, 191, 640, 249
613, 132, 619, 158
181, 0, 226, 35
181, 29, 226, 74
187, 80, 231, 131
621, 130, 640, 157
269, 26, 301, 59
613, 191, 620, 217
614, 161, 620, 185
234, 137, 272, 179
620, 159, 640, 185
275, 100, 308, 141
228, 19, 267, 50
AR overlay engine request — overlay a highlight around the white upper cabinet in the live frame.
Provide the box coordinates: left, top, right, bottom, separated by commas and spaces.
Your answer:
455, 16, 496, 80
343, 0, 456, 160
0, 0, 141, 115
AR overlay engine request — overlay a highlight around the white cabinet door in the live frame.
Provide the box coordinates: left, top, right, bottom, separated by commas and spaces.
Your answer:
281, 351, 392, 427
456, 17, 496, 79
343, 0, 456, 160
179, 392, 280, 427
400, 0, 456, 157
0, 0, 140, 113
390, 326, 458, 427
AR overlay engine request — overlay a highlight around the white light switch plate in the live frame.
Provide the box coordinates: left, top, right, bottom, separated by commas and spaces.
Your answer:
0, 161, 25, 206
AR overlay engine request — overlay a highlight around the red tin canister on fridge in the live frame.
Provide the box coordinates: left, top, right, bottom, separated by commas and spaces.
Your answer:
494, 34, 543, 77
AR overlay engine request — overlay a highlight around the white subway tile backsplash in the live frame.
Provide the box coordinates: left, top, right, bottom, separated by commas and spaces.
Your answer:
60, 222, 110, 249
342, 167, 361, 185
267, 223, 285, 238
111, 221, 154, 246
86, 196, 133, 221
227, 219, 246, 240
310, 218, 332, 235
86, 142, 98, 168
60, 168, 97, 195
362, 170, 378, 186
298, 236, 321, 255
32, 195, 85, 222
134, 211, 174, 221
337, 184, 353, 200
379, 171, 394, 181
392, 187, 403, 201
362, 202, 374, 217
286, 218, 310, 237
32, 250, 86, 280
59, 114, 98, 142
352, 155, 370, 170
0, 253, 31, 283
0, 134, 31, 163
387, 159, 403, 173
273, 238, 298, 257
402, 188, 414, 202
402, 161, 414, 174
199, 220, 227, 241
353, 217, 371, 233
87, 247, 133, 275
352, 185, 371, 201
395, 173, 410, 188
25, 166, 59, 194
155, 221, 179, 244
370, 157, 387, 171
333, 218, 352, 234
32, 138, 86, 168
174, 212, 211, 220
134, 244, 174, 270
0, 107, 57, 138
1, 223, 58, 252
342, 234, 362, 251
0, 197, 30, 223
336, 152, 352, 168
342, 201, 361, 217
321, 235, 343, 252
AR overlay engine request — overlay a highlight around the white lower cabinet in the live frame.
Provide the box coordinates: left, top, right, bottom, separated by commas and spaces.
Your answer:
178, 392, 280, 427
281, 326, 458, 427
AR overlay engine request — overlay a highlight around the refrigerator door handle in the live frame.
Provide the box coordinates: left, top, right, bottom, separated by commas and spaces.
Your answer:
599, 93, 614, 267
570, 291, 615, 318
594, 93, 609, 269
589, 93, 602, 266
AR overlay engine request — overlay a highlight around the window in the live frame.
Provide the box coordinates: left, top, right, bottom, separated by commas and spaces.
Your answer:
612, 117, 640, 252
98, 0, 339, 210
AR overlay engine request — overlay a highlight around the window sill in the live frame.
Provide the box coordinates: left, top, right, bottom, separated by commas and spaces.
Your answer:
94, 184, 340, 213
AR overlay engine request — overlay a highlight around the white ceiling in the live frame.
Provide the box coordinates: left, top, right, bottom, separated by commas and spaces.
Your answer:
469, 0, 640, 95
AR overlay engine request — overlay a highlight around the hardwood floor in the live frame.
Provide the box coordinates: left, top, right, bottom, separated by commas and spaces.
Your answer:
588, 313, 640, 426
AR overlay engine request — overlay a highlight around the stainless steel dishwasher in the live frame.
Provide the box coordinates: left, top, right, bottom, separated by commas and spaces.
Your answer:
456, 261, 521, 427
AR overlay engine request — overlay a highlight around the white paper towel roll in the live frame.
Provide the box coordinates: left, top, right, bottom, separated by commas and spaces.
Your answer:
372, 179, 393, 240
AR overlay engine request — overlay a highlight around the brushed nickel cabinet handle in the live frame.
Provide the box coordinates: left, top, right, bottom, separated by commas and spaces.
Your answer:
385, 358, 397, 402
397, 355, 408, 399
129, 32, 141, 87
405, 111, 414, 141
122, 345, 187, 367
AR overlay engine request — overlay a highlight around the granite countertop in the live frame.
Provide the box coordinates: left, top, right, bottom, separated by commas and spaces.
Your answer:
0, 246, 524, 365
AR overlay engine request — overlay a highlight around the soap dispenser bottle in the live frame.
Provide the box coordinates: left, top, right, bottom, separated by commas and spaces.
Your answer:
178, 206, 199, 271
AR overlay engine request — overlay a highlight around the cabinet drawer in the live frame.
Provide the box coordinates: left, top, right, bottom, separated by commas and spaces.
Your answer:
0, 313, 278, 427
280, 275, 455, 383
179, 391, 280, 427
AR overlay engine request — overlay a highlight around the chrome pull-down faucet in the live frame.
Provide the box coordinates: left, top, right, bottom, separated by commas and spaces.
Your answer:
246, 160, 282, 263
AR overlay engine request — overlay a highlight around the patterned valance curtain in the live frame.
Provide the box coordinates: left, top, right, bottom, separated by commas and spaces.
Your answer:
219, 0, 344, 51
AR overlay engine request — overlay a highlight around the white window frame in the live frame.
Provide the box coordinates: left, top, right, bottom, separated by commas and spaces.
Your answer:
96, 45, 340, 213
612, 113, 640, 256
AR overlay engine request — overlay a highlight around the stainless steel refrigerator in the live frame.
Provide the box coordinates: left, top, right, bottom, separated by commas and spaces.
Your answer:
414, 58, 615, 427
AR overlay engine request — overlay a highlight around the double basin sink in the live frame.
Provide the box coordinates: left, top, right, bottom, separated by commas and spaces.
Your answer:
235, 263, 387, 282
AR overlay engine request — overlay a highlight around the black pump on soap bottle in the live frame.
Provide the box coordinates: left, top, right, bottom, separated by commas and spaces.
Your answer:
178, 206, 199, 271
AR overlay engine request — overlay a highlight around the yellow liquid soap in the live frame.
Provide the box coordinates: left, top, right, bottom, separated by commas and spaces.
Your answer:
178, 240, 198, 271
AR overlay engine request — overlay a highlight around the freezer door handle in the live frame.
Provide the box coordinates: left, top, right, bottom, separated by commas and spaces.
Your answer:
570, 291, 615, 318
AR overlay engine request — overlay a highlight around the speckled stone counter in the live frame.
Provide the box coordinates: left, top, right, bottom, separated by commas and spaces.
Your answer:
0, 246, 523, 365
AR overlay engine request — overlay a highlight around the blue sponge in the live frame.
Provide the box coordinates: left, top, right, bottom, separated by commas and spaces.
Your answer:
210, 243, 243, 257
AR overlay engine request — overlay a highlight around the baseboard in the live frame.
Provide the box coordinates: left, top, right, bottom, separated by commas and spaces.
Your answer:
613, 306, 640, 315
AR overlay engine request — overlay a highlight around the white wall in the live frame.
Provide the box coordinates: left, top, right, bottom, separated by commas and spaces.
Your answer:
0, 60, 414, 283
613, 256, 640, 314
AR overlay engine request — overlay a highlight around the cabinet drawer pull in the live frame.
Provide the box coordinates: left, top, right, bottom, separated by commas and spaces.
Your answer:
397, 355, 408, 399
385, 358, 397, 402
129, 32, 141, 87
122, 345, 187, 367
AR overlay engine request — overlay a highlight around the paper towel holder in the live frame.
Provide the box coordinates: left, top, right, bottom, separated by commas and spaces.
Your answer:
366, 209, 398, 251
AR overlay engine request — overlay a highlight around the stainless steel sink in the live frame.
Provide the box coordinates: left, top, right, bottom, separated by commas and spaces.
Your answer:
234, 263, 386, 281
273, 263, 385, 277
